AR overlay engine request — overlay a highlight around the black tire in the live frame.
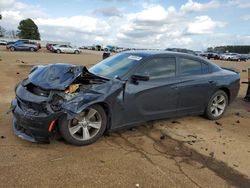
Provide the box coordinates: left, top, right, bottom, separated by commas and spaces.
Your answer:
59, 104, 107, 146
205, 90, 228, 120
10, 46, 15, 51
74, 50, 79, 54
30, 47, 35, 52
56, 49, 61, 54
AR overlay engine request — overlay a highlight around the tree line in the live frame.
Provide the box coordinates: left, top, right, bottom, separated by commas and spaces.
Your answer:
207, 46, 250, 54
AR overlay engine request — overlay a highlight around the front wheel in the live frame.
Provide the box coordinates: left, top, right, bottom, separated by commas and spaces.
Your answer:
74, 50, 80, 54
59, 105, 107, 146
56, 49, 61, 54
30, 47, 35, 52
10, 46, 15, 51
205, 90, 228, 120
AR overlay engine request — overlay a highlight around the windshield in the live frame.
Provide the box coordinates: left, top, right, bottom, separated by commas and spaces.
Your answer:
89, 53, 143, 78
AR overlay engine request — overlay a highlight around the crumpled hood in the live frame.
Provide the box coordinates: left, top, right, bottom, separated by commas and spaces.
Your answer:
28, 63, 83, 90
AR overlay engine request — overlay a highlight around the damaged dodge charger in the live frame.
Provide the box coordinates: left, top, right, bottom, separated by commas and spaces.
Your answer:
11, 51, 240, 145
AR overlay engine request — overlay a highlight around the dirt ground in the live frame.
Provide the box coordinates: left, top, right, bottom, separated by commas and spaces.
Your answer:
0, 47, 250, 188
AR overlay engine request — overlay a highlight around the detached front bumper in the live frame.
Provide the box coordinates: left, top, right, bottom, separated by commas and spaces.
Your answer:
11, 99, 62, 143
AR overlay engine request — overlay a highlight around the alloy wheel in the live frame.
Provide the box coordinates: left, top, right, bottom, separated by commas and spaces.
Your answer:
210, 94, 226, 117
68, 108, 102, 141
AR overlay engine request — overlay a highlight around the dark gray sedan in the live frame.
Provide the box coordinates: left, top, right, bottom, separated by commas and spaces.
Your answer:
11, 51, 240, 145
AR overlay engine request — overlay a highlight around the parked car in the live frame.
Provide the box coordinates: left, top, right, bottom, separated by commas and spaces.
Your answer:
51, 44, 81, 54
46, 43, 57, 51
11, 51, 240, 145
6, 41, 15, 49
207, 52, 221, 60
8, 40, 40, 52
0, 39, 7, 45
229, 54, 248, 61
220, 53, 238, 61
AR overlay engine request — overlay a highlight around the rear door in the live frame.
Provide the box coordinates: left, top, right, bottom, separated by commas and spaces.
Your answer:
176, 57, 215, 114
123, 56, 179, 124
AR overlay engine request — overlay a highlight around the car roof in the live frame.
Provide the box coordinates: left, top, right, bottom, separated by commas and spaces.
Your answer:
123, 50, 204, 60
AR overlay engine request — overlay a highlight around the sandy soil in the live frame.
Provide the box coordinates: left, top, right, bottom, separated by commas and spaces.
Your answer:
0, 47, 250, 188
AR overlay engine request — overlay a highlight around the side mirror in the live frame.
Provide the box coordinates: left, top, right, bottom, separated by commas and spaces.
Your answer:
131, 74, 149, 82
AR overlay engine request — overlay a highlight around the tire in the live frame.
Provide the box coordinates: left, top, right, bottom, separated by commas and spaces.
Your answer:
56, 49, 61, 54
59, 104, 107, 146
74, 50, 79, 54
10, 47, 15, 51
205, 90, 228, 120
30, 47, 35, 52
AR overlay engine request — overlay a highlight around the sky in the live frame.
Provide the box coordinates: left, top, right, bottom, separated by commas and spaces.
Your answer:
0, 0, 250, 50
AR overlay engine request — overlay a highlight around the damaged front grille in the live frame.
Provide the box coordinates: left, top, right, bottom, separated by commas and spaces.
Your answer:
17, 97, 48, 114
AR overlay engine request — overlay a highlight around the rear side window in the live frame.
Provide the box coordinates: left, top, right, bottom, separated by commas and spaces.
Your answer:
137, 57, 176, 79
179, 58, 202, 75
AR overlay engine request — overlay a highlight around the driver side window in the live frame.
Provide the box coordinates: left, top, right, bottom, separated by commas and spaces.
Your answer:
137, 57, 176, 79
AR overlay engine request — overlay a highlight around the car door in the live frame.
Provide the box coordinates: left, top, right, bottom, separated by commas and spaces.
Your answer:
123, 56, 179, 125
176, 57, 216, 115
15, 41, 26, 50
67, 45, 74, 53
59, 45, 67, 52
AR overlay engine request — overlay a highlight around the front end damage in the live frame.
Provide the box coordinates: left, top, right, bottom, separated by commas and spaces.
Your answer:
11, 63, 112, 143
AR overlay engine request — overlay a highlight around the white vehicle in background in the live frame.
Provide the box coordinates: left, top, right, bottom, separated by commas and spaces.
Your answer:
220, 53, 238, 60
0, 39, 7, 45
52, 44, 81, 54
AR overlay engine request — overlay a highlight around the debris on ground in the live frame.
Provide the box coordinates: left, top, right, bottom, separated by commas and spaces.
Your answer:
233, 164, 239, 167
223, 152, 226, 155
1, 135, 6, 139
235, 112, 240, 116
236, 120, 240, 124
160, 135, 165, 140
209, 152, 214, 158
187, 134, 197, 139
16, 72, 20, 74
215, 121, 222, 126
242, 69, 247, 72
135, 183, 140, 187
16, 59, 26, 64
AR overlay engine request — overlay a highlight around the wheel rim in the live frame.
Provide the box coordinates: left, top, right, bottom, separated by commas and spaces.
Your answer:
68, 108, 102, 141
210, 94, 226, 117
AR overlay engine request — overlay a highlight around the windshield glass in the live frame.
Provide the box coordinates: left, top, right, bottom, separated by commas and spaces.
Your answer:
89, 53, 143, 78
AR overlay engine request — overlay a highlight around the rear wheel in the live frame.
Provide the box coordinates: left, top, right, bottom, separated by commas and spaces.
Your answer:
30, 47, 35, 52
56, 49, 61, 54
205, 90, 228, 120
74, 50, 80, 54
10, 46, 15, 51
59, 104, 107, 146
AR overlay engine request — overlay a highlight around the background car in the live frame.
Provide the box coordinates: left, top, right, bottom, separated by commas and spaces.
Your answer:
11, 51, 240, 146
8, 40, 40, 52
46, 43, 57, 51
51, 44, 81, 54
0, 39, 7, 45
